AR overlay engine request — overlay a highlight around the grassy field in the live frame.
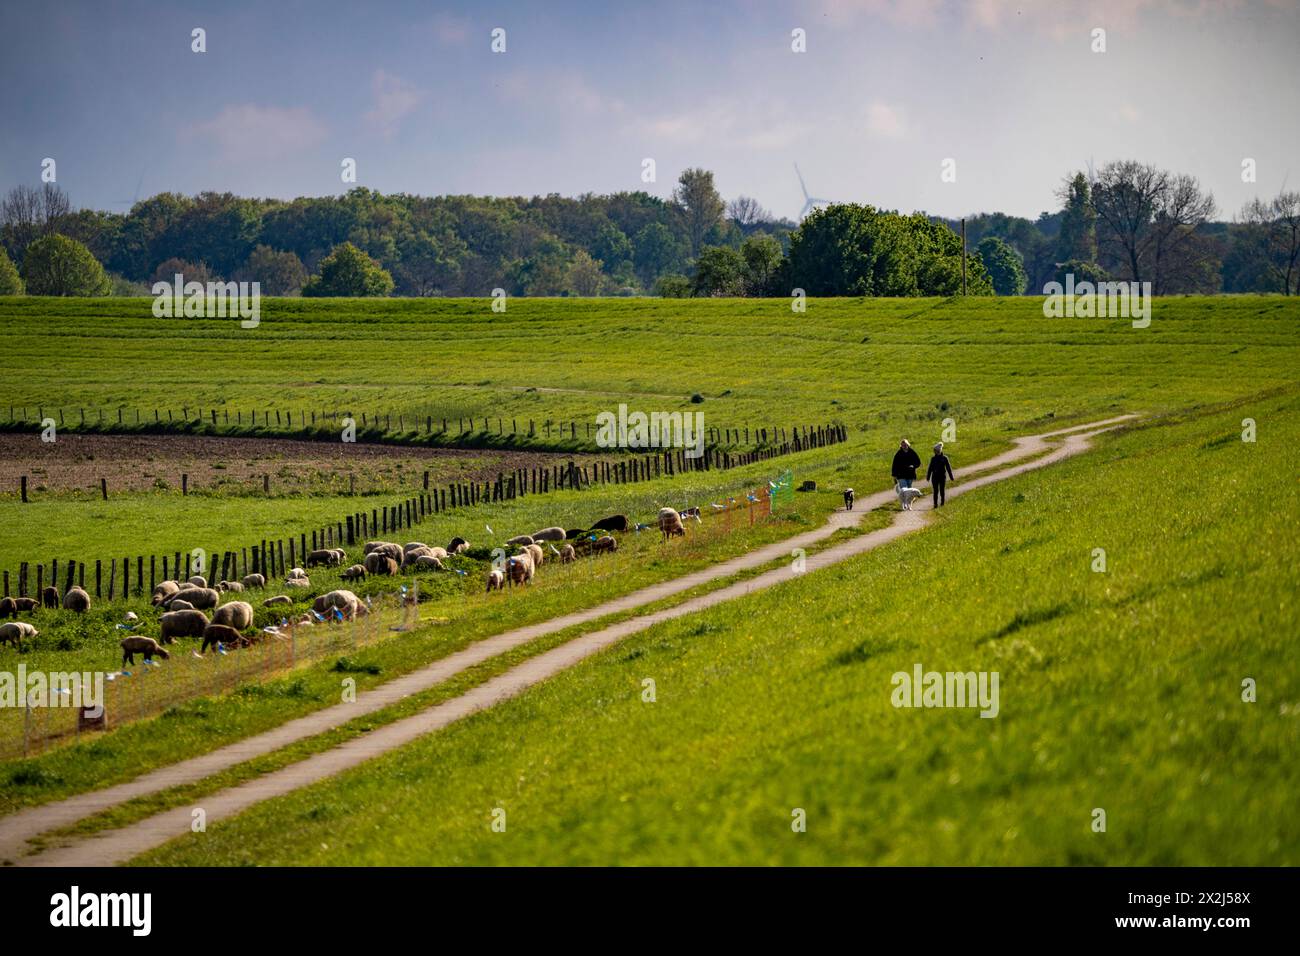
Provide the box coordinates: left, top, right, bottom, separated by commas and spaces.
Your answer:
136, 392, 1300, 866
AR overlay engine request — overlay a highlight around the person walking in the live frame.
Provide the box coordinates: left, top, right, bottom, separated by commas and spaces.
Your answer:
891, 438, 921, 490
927, 442, 955, 507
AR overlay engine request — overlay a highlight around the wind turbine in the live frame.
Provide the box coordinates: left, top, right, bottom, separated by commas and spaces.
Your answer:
113, 169, 146, 210
1085, 156, 1097, 186
795, 163, 831, 219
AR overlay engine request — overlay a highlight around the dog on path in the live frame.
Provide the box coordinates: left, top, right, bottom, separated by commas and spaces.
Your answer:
843, 488, 855, 510
896, 483, 924, 511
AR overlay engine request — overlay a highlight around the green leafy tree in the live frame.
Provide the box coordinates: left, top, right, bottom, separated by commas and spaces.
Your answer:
0, 246, 23, 294
740, 234, 783, 295
591, 223, 632, 275
691, 245, 746, 296
236, 244, 309, 296
1053, 259, 1110, 286
566, 250, 605, 296
785, 204, 915, 296
673, 168, 725, 257
653, 274, 693, 298
1056, 173, 1097, 264
301, 241, 394, 297
976, 235, 1027, 295
20, 234, 111, 296
633, 222, 685, 287
151, 257, 217, 286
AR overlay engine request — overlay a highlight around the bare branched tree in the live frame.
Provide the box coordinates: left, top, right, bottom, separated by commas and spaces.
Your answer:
727, 195, 771, 227
1240, 191, 1300, 295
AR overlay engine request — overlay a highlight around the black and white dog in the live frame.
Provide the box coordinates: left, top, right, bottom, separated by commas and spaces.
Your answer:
843, 488, 855, 511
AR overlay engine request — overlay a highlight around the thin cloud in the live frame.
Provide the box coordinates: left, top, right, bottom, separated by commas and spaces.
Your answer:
865, 101, 909, 140
185, 104, 327, 162
366, 69, 422, 138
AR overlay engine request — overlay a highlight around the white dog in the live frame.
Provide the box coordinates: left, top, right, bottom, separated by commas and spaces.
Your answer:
896, 482, 924, 510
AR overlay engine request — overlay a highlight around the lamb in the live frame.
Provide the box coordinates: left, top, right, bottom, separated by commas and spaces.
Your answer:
241, 573, 266, 589
594, 535, 618, 554
312, 589, 361, 620
506, 552, 534, 586
201, 623, 242, 654
331, 548, 347, 563
341, 564, 367, 581
364, 551, 399, 576
0, 621, 37, 651
658, 507, 685, 541
560, 544, 576, 563
447, 537, 469, 554
159, 608, 209, 644
151, 580, 181, 606
263, 595, 292, 607
413, 555, 443, 571
589, 514, 631, 533
531, 526, 566, 542
41, 586, 59, 609
306, 548, 343, 568
486, 568, 504, 592
188, 575, 208, 588
165, 586, 219, 609
401, 546, 441, 568
525, 543, 545, 568
506, 534, 535, 547
121, 635, 169, 666
212, 601, 254, 630
288, 567, 308, 579
218, 580, 245, 592
62, 586, 91, 613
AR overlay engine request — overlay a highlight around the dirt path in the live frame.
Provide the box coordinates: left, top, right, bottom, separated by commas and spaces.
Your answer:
3, 415, 1136, 866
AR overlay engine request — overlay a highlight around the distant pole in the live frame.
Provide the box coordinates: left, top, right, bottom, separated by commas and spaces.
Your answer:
961, 218, 967, 296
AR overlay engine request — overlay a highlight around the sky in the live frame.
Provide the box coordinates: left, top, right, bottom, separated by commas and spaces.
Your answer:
1, 0, 1297, 222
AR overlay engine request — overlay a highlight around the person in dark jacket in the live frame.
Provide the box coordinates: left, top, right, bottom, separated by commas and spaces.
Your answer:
891, 439, 921, 489
926, 442, 955, 507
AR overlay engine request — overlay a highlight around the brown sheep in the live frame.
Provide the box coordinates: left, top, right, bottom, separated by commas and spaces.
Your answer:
594, 535, 618, 554
363, 540, 395, 554
560, 544, 577, 563
165, 586, 219, 609
159, 608, 210, 644
506, 534, 535, 547
525, 543, 545, 568
305, 548, 342, 568
212, 601, 254, 630
590, 514, 631, 533
364, 542, 403, 563
364, 552, 399, 576
10, 597, 37, 614
341, 564, 367, 581
531, 526, 566, 542
402, 542, 428, 555
168, 599, 195, 611
121, 635, 169, 666
218, 580, 245, 592
0, 621, 37, 651
201, 623, 243, 654
506, 552, 534, 586
263, 595, 292, 607
448, 537, 469, 554
658, 507, 685, 541
0, 597, 15, 619
62, 586, 91, 613
41, 586, 59, 609
151, 580, 180, 606
486, 568, 504, 592
241, 573, 266, 589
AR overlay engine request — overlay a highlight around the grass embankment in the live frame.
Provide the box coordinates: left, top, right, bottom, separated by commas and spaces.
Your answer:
137, 392, 1299, 865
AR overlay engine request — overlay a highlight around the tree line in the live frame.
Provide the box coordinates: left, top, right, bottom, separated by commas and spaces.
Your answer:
0, 161, 1295, 299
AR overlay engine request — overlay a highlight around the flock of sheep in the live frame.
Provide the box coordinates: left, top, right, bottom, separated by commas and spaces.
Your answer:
0, 506, 698, 664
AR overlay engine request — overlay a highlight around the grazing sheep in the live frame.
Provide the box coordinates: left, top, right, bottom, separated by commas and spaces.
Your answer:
165, 586, 219, 610
564, 528, 588, 540
402, 542, 428, 555
560, 544, 576, 563
506, 534, 535, 547
159, 609, 210, 644
413, 555, 444, 571
41, 586, 59, 609
218, 580, 245, 592
121, 635, 169, 666
313, 589, 361, 620
363, 541, 393, 554
448, 537, 469, 554
263, 595, 292, 607
506, 552, 534, 586
9, 597, 37, 615
288, 567, 308, 579
201, 623, 243, 654
168, 599, 195, 611
364, 542, 402, 563
525, 543, 545, 568
341, 564, 367, 581
62, 586, 91, 613
594, 535, 618, 554
486, 568, 504, 592
531, 526, 566, 542
0, 621, 37, 651
241, 573, 266, 589
0, 597, 15, 619
188, 575, 208, 588
364, 552, 399, 576
658, 507, 685, 541
286, 577, 310, 588
152, 580, 181, 606
306, 548, 343, 568
401, 546, 434, 568
212, 601, 254, 630
590, 514, 631, 533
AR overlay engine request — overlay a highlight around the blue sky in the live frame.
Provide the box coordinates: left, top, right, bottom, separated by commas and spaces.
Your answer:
2, 0, 1297, 221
